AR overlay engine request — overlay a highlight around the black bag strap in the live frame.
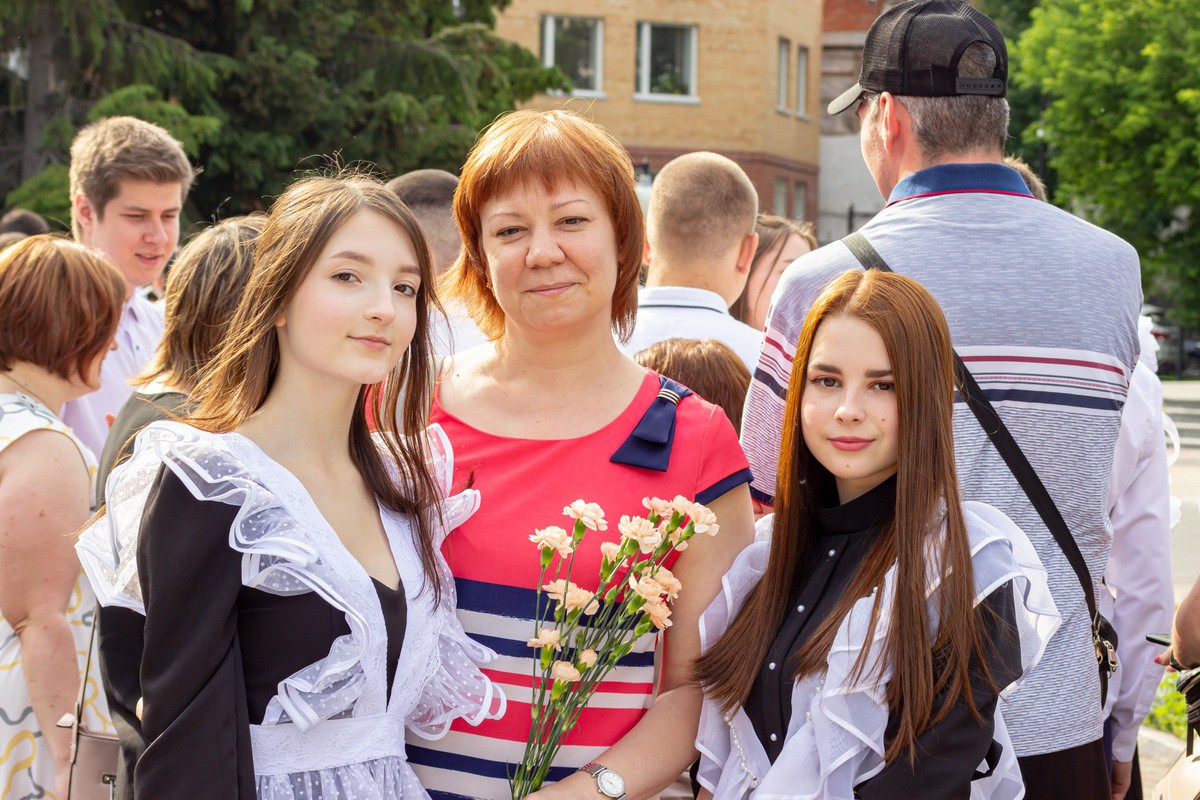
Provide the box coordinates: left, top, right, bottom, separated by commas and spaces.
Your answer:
841, 232, 1111, 693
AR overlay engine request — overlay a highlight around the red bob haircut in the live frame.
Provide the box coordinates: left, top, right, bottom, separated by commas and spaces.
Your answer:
443, 109, 645, 341
0, 235, 126, 381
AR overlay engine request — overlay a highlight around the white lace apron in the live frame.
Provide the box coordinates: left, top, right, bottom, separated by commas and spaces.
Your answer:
696, 501, 1061, 800
76, 420, 505, 799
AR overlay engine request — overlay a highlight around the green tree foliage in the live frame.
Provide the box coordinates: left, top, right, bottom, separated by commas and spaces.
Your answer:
4, 85, 221, 226
1016, 0, 1200, 324
975, 0, 1054, 195
2, 0, 564, 221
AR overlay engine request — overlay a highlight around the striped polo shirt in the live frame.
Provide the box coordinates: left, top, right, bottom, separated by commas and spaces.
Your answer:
410, 370, 751, 799
739, 163, 1141, 756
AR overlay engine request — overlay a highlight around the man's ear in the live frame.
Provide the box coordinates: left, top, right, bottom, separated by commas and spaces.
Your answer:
879, 92, 906, 153
642, 239, 653, 268
73, 193, 96, 238
735, 231, 758, 275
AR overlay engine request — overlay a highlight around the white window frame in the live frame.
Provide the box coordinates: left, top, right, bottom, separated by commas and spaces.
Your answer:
793, 181, 808, 221
796, 44, 810, 119
634, 21, 700, 104
541, 14, 605, 98
774, 178, 789, 217
777, 38, 791, 113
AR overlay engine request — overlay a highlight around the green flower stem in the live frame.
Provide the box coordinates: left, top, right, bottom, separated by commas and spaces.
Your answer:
511, 511, 696, 799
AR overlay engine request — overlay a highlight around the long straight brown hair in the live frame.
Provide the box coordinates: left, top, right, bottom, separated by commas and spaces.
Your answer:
695, 269, 990, 760
186, 172, 447, 603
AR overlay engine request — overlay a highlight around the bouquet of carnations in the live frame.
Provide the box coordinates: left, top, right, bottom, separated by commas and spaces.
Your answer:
508, 495, 720, 799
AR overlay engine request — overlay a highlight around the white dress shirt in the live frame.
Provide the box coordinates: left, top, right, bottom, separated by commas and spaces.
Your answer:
61, 290, 164, 457
1102, 359, 1174, 762
431, 302, 489, 357
620, 286, 763, 370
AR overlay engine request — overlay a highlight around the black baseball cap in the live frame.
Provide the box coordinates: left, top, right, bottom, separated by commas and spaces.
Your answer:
827, 0, 1007, 116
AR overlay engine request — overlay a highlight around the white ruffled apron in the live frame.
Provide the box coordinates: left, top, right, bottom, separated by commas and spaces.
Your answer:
77, 421, 505, 800
696, 501, 1061, 800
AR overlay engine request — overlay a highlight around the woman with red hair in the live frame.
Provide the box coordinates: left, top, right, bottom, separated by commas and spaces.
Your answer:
408, 110, 756, 800
0, 235, 124, 798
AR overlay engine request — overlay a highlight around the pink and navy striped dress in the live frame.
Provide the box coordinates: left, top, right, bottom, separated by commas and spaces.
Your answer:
408, 369, 751, 800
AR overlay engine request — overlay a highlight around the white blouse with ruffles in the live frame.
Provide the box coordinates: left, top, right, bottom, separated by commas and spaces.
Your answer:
696, 501, 1061, 800
76, 420, 505, 799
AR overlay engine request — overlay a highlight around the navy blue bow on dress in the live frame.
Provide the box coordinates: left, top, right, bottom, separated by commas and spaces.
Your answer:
609, 376, 693, 472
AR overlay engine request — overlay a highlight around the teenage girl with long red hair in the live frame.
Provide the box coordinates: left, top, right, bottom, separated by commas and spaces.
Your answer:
694, 269, 1060, 800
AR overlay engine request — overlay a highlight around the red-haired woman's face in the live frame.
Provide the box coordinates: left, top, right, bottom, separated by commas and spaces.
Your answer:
800, 314, 899, 503
478, 180, 619, 339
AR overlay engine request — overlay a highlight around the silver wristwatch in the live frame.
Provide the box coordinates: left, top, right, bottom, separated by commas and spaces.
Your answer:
580, 762, 626, 800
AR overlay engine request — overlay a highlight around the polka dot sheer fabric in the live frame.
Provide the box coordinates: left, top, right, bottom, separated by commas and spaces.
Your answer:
76, 421, 505, 797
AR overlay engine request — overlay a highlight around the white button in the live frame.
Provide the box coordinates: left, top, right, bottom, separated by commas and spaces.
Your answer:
769, 733, 778, 742
827, 549, 836, 557
797, 604, 806, 613
768, 662, 776, 670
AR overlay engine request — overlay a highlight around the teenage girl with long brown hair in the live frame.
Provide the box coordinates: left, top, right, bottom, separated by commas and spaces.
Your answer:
76, 173, 504, 798
693, 269, 1060, 800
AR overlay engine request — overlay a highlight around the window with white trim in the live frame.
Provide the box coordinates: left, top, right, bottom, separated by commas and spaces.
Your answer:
541, 15, 604, 95
777, 38, 791, 111
793, 182, 808, 221
636, 22, 698, 101
796, 45, 810, 117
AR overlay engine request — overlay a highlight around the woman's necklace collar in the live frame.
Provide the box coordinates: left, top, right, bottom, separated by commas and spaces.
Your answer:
0, 371, 55, 411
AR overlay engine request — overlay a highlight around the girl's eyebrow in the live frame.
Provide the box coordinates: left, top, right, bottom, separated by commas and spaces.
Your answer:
809, 364, 892, 378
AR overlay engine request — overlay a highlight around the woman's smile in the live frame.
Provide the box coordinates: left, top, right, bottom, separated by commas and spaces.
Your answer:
829, 436, 874, 452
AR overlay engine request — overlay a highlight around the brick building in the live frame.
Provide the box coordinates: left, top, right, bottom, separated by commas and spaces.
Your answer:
817, 0, 887, 242
494, 0, 823, 222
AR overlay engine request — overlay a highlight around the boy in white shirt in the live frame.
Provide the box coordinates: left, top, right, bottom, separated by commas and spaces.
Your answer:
61, 117, 195, 456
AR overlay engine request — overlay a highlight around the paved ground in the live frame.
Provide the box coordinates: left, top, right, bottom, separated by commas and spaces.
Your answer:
1166, 380, 1200, 602
1137, 381, 1200, 793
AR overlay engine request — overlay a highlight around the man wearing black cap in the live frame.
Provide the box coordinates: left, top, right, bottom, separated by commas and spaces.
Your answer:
739, 2, 1142, 798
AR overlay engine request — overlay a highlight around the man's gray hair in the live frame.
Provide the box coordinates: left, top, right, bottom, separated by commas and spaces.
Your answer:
865, 42, 1009, 160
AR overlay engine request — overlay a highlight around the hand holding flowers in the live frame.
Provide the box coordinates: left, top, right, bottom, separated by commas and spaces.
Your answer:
510, 496, 719, 798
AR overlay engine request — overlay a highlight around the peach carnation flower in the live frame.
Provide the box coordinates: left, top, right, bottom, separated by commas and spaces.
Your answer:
653, 567, 682, 599
527, 628, 562, 651
578, 649, 598, 668
565, 586, 601, 615
530, 526, 574, 557
551, 661, 581, 683
564, 500, 608, 531
688, 502, 719, 536
628, 574, 667, 603
600, 541, 622, 562
542, 579, 572, 603
618, 514, 663, 554
642, 496, 673, 517
643, 599, 673, 630
670, 495, 695, 518
665, 521, 689, 551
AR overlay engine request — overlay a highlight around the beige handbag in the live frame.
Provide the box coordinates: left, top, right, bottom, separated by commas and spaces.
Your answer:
56, 610, 120, 799
1154, 668, 1200, 800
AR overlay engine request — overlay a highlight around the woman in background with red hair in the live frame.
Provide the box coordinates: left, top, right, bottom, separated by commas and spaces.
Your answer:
0, 236, 124, 798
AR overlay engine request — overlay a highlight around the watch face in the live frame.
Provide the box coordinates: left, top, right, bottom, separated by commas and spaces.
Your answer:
597, 770, 625, 798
